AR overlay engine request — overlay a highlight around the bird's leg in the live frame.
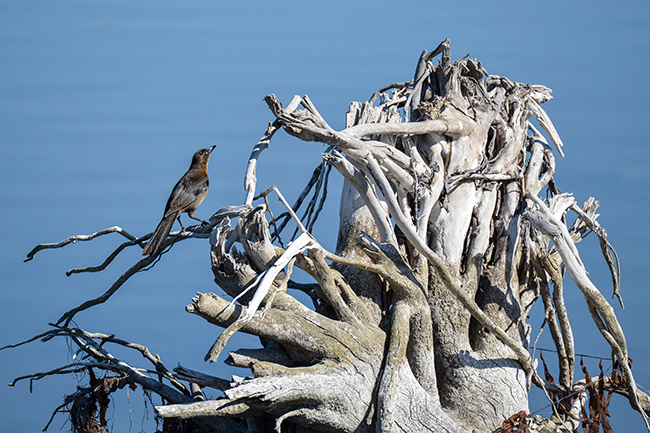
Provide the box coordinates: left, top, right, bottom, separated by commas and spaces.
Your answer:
177, 216, 186, 231
188, 215, 209, 225
187, 210, 208, 225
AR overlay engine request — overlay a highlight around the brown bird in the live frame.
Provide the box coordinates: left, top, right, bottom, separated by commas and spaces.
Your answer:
142, 145, 216, 256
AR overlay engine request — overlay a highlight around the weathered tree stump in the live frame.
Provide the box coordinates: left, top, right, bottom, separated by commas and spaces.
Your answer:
10, 39, 649, 433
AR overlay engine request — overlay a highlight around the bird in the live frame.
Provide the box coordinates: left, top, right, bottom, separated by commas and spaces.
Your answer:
142, 145, 216, 256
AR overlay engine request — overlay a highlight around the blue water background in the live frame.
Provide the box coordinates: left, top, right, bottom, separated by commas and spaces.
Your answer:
1, 1, 649, 431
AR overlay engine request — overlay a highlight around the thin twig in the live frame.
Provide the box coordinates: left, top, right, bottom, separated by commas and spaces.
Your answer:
25, 226, 141, 262
55, 254, 158, 326
66, 238, 141, 276
369, 81, 413, 105
271, 162, 323, 240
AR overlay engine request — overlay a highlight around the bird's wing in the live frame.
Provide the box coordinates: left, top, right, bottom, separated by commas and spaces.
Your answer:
163, 172, 209, 217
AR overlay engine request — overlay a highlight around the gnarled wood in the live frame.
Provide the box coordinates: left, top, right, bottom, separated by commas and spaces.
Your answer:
10, 39, 648, 433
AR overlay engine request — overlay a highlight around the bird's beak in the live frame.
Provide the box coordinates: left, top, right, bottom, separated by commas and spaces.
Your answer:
208, 145, 216, 153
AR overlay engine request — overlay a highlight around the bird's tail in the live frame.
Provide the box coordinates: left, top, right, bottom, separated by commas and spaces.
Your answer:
142, 212, 178, 256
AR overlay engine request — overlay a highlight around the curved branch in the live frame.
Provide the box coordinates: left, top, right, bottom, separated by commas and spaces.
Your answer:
244, 95, 302, 205
528, 99, 564, 157
570, 200, 622, 307
55, 254, 158, 326
24, 226, 142, 262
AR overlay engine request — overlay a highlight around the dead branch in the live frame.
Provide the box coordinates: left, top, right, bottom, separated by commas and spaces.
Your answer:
525, 193, 649, 429
24, 226, 142, 262
244, 95, 302, 205
24, 207, 245, 327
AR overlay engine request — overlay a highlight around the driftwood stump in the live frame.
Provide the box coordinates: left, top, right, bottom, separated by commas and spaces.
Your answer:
10, 39, 649, 433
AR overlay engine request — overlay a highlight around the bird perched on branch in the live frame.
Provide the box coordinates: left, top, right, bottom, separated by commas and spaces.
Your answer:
142, 145, 216, 256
